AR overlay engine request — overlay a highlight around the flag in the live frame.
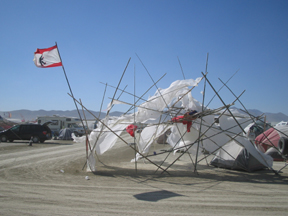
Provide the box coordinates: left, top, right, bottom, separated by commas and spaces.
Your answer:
33, 45, 62, 68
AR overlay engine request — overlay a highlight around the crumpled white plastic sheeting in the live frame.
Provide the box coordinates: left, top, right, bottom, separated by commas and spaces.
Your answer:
165, 107, 273, 168
197, 112, 253, 153
132, 124, 173, 162
135, 78, 202, 123
168, 121, 273, 168
129, 78, 204, 161
73, 115, 129, 154
138, 124, 172, 153
167, 123, 200, 154
78, 78, 201, 154
167, 108, 253, 152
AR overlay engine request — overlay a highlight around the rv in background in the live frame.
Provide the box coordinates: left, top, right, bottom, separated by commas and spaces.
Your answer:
37, 115, 85, 136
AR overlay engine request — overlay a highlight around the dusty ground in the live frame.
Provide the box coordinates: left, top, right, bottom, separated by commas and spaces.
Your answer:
0, 133, 288, 216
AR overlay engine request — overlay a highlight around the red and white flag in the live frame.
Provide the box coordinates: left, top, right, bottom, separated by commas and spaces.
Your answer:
33, 45, 62, 68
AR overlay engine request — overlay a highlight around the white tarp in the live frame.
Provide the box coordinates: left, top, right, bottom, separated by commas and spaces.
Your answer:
211, 136, 273, 171
135, 78, 202, 123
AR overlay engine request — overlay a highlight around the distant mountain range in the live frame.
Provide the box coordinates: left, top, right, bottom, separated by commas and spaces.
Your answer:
0, 109, 111, 122
230, 107, 288, 125
1, 108, 288, 125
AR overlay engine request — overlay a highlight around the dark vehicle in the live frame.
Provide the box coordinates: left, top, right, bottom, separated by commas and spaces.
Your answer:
0, 123, 52, 143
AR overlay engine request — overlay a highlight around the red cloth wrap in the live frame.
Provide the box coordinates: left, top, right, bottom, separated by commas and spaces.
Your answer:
172, 116, 192, 132
126, 124, 138, 137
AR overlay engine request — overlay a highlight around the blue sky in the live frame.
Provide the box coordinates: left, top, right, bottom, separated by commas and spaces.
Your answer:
0, 0, 288, 116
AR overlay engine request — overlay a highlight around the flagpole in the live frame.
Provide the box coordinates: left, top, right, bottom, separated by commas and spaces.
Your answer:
55, 42, 77, 108
54, 42, 85, 124
55, 42, 90, 167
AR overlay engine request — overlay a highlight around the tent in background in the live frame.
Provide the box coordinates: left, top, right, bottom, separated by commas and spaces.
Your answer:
58, 128, 73, 140
210, 139, 270, 172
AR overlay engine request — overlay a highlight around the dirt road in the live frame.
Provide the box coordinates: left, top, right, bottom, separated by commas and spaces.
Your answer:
0, 137, 288, 215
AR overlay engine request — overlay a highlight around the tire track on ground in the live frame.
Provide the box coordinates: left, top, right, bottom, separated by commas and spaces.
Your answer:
0, 143, 84, 171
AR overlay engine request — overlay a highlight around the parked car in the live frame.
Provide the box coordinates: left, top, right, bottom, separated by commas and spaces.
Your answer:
0, 123, 52, 143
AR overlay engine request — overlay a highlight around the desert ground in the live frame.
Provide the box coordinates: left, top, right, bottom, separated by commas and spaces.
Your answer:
0, 133, 288, 216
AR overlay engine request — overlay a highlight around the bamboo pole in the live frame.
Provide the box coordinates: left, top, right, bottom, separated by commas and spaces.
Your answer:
106, 57, 131, 115
177, 56, 186, 80
204, 69, 240, 111
134, 64, 137, 173
55, 42, 91, 168
194, 53, 209, 173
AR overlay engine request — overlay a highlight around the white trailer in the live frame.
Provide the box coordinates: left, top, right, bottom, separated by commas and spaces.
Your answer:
37, 115, 85, 136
